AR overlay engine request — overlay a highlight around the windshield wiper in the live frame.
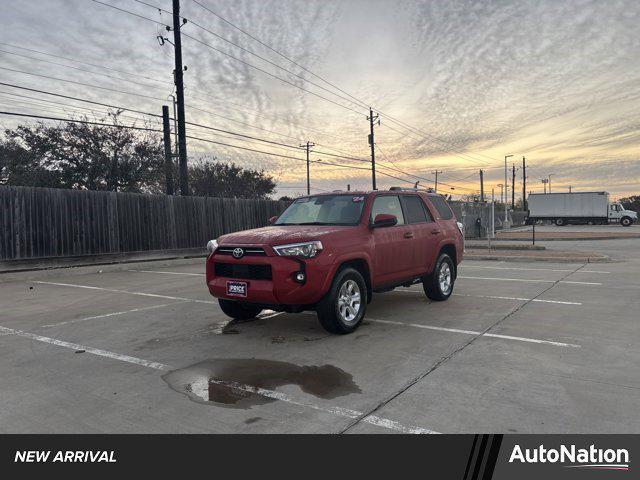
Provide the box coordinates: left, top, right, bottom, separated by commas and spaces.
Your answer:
297, 222, 330, 225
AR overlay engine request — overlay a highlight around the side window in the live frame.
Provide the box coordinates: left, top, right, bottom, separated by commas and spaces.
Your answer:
401, 195, 432, 224
428, 195, 454, 220
370, 195, 405, 225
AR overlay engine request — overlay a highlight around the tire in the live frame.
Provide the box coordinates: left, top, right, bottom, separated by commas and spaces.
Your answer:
423, 253, 455, 301
621, 217, 632, 227
316, 268, 367, 334
218, 299, 263, 320
555, 218, 566, 226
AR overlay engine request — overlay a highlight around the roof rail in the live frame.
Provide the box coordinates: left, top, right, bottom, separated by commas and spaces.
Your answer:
389, 186, 418, 191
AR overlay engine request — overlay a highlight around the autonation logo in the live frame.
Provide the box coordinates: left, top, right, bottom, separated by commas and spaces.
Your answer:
509, 444, 630, 471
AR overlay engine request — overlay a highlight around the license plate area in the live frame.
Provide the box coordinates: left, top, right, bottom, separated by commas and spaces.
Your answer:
226, 281, 248, 297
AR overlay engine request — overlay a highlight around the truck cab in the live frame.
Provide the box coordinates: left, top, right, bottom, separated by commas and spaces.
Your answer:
608, 203, 637, 226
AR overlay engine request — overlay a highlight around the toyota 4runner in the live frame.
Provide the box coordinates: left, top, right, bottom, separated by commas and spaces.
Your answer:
205, 188, 464, 334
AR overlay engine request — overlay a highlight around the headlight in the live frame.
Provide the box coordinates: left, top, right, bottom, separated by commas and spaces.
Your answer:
206, 239, 219, 253
273, 241, 323, 258
456, 221, 465, 237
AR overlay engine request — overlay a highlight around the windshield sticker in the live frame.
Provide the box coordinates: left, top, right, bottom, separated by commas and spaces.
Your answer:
294, 197, 310, 203
352, 196, 365, 202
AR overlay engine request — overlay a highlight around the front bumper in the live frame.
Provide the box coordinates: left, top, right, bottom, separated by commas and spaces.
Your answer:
205, 250, 331, 305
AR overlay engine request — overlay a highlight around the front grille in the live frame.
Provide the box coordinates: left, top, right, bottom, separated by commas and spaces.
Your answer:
214, 262, 272, 280
216, 246, 266, 256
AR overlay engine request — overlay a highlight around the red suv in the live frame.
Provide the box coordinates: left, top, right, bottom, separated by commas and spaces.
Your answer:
206, 188, 464, 334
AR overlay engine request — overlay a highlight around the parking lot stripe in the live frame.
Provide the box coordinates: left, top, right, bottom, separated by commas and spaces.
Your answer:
368, 318, 580, 348
394, 290, 582, 305
458, 276, 602, 286
206, 380, 439, 434
0, 323, 438, 434
32, 281, 216, 304
461, 265, 610, 274
0, 325, 170, 370
128, 270, 204, 276
39, 302, 185, 329
452, 293, 581, 305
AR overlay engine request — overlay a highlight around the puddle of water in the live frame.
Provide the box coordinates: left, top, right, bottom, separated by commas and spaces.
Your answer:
162, 358, 360, 409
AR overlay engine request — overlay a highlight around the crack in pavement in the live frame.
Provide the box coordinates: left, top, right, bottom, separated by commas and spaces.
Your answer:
337, 263, 588, 434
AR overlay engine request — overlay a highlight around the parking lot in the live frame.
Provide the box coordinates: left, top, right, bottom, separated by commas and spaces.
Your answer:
1, 237, 639, 434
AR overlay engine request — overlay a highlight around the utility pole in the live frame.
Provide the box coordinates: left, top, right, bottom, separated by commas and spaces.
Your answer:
367, 108, 379, 190
548, 174, 554, 193
171, 0, 189, 195
300, 141, 315, 195
431, 170, 443, 193
511, 164, 516, 209
162, 106, 174, 195
504, 154, 513, 223
497, 184, 504, 204
479, 169, 485, 203
522, 157, 528, 211
568, 186, 572, 193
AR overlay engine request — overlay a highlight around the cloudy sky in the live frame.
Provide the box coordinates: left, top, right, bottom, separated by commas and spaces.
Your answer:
1, 0, 639, 199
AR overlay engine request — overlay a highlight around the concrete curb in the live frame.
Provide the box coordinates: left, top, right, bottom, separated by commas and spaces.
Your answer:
465, 254, 611, 263
494, 235, 640, 242
0, 255, 208, 283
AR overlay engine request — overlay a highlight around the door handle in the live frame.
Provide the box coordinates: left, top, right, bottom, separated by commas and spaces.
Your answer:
404, 231, 414, 239
430, 229, 441, 235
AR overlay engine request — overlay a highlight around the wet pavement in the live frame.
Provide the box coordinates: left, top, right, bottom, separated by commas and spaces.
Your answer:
1, 235, 639, 433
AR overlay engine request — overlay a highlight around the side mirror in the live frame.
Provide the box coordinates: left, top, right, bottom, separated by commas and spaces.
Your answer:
268, 216, 278, 225
372, 213, 398, 228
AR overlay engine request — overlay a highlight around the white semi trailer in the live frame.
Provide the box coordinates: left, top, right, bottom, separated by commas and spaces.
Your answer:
528, 192, 637, 226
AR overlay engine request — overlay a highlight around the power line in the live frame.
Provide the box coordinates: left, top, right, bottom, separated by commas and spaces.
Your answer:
189, 1, 502, 166
0, 110, 162, 132
91, 0, 364, 116
134, 0, 370, 113
191, 0, 370, 111
0, 48, 169, 91
2, 40, 364, 151
0, 67, 168, 103
94, 0, 500, 169
0, 82, 162, 118
0, 41, 169, 84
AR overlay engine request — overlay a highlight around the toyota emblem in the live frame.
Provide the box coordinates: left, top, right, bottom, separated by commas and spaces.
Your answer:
232, 247, 245, 259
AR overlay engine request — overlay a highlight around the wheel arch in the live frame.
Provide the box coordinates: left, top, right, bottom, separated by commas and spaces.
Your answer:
438, 243, 458, 278
336, 258, 373, 303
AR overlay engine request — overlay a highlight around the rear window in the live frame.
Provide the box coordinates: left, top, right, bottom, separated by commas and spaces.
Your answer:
401, 195, 432, 224
428, 195, 454, 220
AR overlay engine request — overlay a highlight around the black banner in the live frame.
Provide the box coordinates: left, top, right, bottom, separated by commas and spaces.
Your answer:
0, 434, 636, 478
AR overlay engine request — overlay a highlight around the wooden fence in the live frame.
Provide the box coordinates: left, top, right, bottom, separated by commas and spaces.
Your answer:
0, 186, 289, 260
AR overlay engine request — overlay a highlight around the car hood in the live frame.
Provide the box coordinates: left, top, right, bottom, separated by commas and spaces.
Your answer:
218, 225, 356, 246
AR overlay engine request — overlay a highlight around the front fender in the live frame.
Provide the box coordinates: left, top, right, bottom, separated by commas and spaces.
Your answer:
316, 252, 374, 299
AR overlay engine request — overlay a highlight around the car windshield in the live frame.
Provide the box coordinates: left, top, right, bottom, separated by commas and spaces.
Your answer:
275, 194, 365, 226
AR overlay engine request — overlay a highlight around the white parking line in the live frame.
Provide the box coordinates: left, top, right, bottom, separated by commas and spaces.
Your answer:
461, 265, 610, 274
128, 270, 204, 276
368, 318, 580, 348
206, 380, 438, 434
394, 290, 582, 305
40, 302, 184, 328
0, 325, 169, 370
33, 281, 216, 304
458, 276, 602, 286
0, 324, 438, 434
453, 293, 581, 305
